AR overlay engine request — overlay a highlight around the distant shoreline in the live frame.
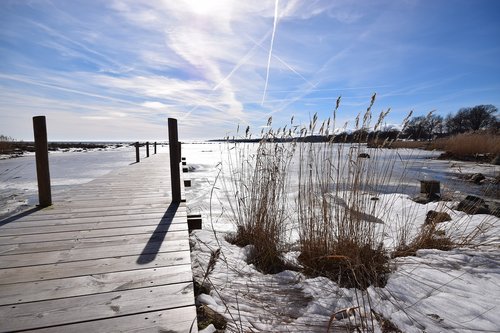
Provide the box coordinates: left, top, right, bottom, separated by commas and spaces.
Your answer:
0, 141, 130, 159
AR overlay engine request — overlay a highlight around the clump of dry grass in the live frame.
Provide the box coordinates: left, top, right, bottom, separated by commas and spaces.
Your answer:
224, 121, 297, 274
393, 224, 454, 258
429, 132, 500, 160
0, 135, 14, 154
296, 95, 395, 289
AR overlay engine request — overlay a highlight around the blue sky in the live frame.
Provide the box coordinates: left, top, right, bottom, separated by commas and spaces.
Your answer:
1, 0, 499, 141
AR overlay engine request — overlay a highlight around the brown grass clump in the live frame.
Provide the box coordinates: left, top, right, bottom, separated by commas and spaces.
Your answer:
0, 135, 14, 154
226, 224, 291, 274
299, 238, 390, 289
224, 120, 296, 274
429, 132, 500, 160
393, 224, 454, 258
296, 94, 394, 289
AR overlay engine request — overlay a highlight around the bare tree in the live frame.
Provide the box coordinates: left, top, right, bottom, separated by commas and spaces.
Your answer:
446, 105, 497, 134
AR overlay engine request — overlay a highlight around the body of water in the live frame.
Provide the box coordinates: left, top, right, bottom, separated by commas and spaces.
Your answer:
1, 143, 498, 220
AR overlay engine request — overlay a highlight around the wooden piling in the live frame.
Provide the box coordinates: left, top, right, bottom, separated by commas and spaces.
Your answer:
146, 142, 150, 158
135, 142, 140, 163
154, 142, 157, 154
168, 118, 181, 203
33, 116, 52, 207
420, 180, 440, 197
187, 214, 202, 232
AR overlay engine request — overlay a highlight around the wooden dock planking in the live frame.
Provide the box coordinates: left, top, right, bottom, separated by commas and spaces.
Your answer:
0, 231, 186, 256
0, 153, 198, 332
0, 283, 195, 332
0, 252, 192, 285
0, 224, 188, 245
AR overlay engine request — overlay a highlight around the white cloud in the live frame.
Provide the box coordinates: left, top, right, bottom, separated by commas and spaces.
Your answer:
142, 101, 171, 109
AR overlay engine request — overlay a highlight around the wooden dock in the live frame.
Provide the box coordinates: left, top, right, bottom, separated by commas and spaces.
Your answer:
0, 153, 197, 332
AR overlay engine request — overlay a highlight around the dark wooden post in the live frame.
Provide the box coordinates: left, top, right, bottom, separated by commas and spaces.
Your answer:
146, 142, 150, 158
177, 142, 182, 163
33, 116, 52, 207
135, 142, 140, 163
154, 142, 157, 154
168, 118, 181, 203
421, 180, 440, 196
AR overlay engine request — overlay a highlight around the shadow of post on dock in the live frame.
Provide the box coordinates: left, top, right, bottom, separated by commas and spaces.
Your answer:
136, 202, 179, 264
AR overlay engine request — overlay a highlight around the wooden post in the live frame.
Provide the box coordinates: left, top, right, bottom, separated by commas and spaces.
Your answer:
154, 142, 157, 154
33, 116, 52, 207
135, 142, 140, 163
177, 142, 182, 163
421, 180, 440, 196
146, 141, 150, 157
168, 118, 181, 203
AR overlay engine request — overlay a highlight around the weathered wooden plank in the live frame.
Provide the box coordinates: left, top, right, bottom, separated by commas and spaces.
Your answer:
0, 238, 190, 268
23, 306, 198, 333
0, 217, 187, 237
0, 224, 188, 245
0, 251, 191, 284
0, 283, 195, 332
53, 195, 172, 204
2, 207, 186, 224
3, 206, 186, 222
0, 231, 186, 256
0, 265, 193, 305
26, 203, 175, 215
0, 211, 181, 228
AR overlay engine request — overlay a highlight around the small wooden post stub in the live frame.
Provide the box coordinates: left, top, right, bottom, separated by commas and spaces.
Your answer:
420, 180, 440, 197
146, 141, 150, 158
154, 142, 157, 154
187, 214, 202, 232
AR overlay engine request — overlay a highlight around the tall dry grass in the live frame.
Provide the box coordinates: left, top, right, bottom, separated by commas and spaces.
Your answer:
296, 95, 399, 289
224, 120, 297, 273
429, 132, 500, 159
0, 135, 14, 154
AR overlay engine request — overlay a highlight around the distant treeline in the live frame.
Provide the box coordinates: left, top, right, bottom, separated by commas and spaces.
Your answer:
212, 104, 499, 143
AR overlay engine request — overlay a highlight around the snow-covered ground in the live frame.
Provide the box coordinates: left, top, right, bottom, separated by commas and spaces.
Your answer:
182, 143, 500, 333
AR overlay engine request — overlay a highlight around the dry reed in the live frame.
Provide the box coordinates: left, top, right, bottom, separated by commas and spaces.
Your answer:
224, 120, 297, 273
429, 132, 500, 159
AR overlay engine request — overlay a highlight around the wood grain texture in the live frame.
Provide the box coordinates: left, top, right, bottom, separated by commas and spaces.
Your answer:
0, 153, 197, 332
0, 283, 194, 332
23, 306, 198, 333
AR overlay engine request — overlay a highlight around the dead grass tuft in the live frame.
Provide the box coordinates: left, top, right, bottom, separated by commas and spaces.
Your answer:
393, 224, 454, 258
299, 238, 390, 289
224, 120, 296, 274
429, 132, 500, 160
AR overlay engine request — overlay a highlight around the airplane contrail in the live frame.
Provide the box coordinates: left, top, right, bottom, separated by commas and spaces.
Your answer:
261, 0, 279, 106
